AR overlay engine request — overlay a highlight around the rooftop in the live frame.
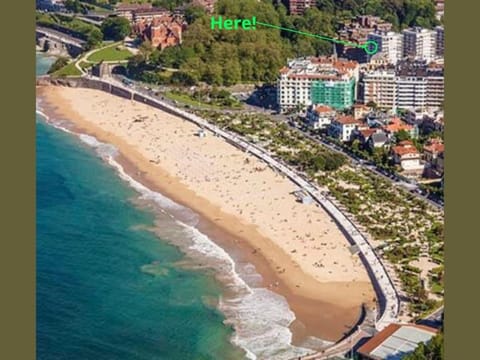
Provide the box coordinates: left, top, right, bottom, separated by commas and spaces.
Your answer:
312, 105, 334, 114
383, 117, 413, 133
335, 115, 360, 125
280, 57, 358, 80
424, 138, 445, 154
392, 141, 420, 156
115, 3, 153, 11
396, 60, 444, 77
357, 323, 438, 360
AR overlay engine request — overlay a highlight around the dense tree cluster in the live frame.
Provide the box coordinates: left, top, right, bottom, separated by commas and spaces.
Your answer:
101, 17, 132, 41
403, 328, 444, 360
47, 57, 70, 74
126, 0, 439, 86
316, 0, 439, 29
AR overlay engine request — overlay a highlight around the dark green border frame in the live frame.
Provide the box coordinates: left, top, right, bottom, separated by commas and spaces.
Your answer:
444, 0, 478, 358
0, 0, 475, 359
0, 1, 36, 359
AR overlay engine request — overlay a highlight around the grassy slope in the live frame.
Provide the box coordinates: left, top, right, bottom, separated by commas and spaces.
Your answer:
87, 46, 133, 62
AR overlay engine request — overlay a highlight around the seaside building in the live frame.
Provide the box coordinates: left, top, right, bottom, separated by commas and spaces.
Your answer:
435, 26, 445, 56
277, 57, 359, 113
357, 323, 438, 360
338, 16, 393, 63
361, 69, 396, 109
124, 7, 186, 50
353, 104, 372, 120
423, 138, 445, 164
114, 3, 154, 21
391, 140, 424, 173
305, 105, 336, 130
361, 60, 444, 112
402, 27, 437, 62
134, 13, 185, 50
381, 116, 417, 139
396, 60, 444, 111
355, 128, 389, 149
328, 115, 363, 142
281, 0, 316, 15
367, 31, 403, 65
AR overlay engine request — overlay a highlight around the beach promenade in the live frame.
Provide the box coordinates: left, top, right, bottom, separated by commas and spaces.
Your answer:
95, 75, 399, 326
37, 74, 400, 354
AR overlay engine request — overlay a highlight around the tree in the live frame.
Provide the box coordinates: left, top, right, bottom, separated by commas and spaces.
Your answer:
86, 27, 103, 49
138, 40, 154, 63
48, 57, 69, 74
396, 129, 411, 143
101, 17, 131, 41
184, 4, 206, 24
403, 329, 444, 360
64, 0, 82, 13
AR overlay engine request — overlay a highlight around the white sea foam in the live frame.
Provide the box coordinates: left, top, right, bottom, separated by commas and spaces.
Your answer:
42, 125, 317, 360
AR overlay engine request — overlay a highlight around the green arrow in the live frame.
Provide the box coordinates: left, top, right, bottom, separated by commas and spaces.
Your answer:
256, 21, 378, 55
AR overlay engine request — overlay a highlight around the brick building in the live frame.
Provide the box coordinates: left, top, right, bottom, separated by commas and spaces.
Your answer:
191, 0, 216, 13
133, 13, 185, 50
282, 0, 316, 15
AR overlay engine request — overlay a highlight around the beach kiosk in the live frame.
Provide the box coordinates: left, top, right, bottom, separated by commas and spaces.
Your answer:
196, 128, 207, 138
292, 189, 313, 205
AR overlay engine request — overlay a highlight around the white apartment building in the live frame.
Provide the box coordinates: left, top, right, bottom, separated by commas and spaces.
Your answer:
368, 31, 403, 64
362, 70, 396, 108
305, 105, 336, 130
328, 116, 362, 142
402, 27, 436, 62
277, 57, 359, 113
362, 61, 444, 112
435, 26, 444, 56
395, 76, 428, 110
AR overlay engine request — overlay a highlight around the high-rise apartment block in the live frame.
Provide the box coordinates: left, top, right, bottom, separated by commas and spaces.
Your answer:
362, 60, 444, 112
402, 27, 437, 62
277, 57, 359, 113
435, 26, 444, 56
368, 31, 403, 65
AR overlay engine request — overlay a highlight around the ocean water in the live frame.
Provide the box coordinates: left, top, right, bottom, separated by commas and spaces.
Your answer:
36, 54, 314, 360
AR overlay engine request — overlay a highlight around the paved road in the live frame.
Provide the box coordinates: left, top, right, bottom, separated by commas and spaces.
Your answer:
52, 11, 103, 26
417, 306, 444, 329
36, 26, 86, 48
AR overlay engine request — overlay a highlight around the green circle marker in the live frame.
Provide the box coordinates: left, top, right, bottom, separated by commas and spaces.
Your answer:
363, 40, 379, 55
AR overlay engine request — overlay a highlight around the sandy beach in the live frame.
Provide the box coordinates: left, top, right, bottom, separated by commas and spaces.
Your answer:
37, 85, 375, 343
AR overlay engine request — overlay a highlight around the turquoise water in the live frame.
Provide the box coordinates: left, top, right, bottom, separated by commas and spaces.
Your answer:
36, 54, 245, 360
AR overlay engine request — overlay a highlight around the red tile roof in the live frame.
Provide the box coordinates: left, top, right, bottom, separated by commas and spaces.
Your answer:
336, 115, 360, 125
313, 105, 334, 114
424, 138, 445, 154
392, 143, 419, 156
383, 117, 413, 133
359, 129, 376, 138
358, 324, 438, 356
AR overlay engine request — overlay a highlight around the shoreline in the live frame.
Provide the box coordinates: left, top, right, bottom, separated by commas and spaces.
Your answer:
37, 85, 375, 345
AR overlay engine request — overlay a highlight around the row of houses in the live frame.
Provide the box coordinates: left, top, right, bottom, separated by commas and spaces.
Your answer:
304, 104, 444, 177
